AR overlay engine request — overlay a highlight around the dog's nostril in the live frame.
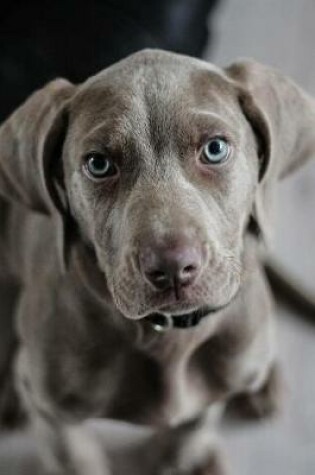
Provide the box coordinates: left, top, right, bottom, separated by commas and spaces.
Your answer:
146, 270, 171, 290
148, 270, 167, 282
178, 264, 199, 286
182, 264, 196, 274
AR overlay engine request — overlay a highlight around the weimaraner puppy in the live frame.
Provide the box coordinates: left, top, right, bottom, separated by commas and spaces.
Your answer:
0, 49, 315, 474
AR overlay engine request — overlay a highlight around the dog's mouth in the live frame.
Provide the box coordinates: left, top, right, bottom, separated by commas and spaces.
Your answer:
145, 304, 226, 332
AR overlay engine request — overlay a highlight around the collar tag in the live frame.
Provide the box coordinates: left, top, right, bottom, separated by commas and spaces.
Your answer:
150, 314, 173, 332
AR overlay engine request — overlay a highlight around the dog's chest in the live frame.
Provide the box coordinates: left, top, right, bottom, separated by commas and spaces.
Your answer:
152, 358, 210, 426
107, 333, 213, 426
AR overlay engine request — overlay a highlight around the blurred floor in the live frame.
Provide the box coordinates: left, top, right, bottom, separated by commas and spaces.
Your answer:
207, 1, 315, 474
1, 0, 315, 474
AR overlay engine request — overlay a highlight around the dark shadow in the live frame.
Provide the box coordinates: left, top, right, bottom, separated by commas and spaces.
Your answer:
0, 0, 222, 121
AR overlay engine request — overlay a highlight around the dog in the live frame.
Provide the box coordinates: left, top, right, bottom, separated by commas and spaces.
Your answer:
0, 49, 315, 474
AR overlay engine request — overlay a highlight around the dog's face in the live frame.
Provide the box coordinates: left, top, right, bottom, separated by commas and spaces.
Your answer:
1, 50, 314, 321
62, 51, 259, 319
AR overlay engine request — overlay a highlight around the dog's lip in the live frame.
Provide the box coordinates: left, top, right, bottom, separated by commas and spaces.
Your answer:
159, 304, 215, 318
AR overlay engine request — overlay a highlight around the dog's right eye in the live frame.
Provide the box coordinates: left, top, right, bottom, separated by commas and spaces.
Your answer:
83, 153, 118, 180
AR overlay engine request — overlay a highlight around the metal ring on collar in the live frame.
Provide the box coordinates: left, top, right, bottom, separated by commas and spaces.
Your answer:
150, 314, 173, 332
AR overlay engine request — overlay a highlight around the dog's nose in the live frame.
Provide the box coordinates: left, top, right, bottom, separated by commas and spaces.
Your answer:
140, 241, 202, 291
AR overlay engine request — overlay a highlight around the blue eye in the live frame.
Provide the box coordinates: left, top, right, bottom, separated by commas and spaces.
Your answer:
201, 138, 230, 164
84, 153, 118, 179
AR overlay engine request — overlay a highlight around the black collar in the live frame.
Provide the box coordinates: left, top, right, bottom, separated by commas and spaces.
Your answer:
146, 306, 217, 332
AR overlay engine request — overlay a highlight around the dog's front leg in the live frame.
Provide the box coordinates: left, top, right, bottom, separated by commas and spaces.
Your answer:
28, 409, 111, 475
16, 348, 111, 475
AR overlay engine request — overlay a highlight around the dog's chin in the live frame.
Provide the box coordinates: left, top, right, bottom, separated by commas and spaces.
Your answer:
148, 297, 234, 319
116, 286, 240, 327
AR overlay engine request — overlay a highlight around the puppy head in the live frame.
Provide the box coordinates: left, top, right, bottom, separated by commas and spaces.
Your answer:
1, 50, 314, 320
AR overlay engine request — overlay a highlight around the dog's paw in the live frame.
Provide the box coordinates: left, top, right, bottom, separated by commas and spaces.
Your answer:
148, 418, 226, 475
228, 363, 283, 421
159, 450, 225, 475
190, 452, 226, 475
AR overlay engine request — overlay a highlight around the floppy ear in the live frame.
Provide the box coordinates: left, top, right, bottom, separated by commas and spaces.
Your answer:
225, 60, 315, 244
0, 78, 76, 270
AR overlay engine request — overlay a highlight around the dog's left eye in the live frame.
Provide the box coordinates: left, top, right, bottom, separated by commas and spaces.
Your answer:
83, 152, 118, 179
201, 138, 230, 164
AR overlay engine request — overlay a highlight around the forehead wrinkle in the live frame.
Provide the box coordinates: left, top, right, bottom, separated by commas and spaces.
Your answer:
81, 118, 126, 142
140, 78, 190, 163
147, 101, 172, 157
190, 109, 234, 127
189, 110, 240, 140
79, 105, 146, 156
